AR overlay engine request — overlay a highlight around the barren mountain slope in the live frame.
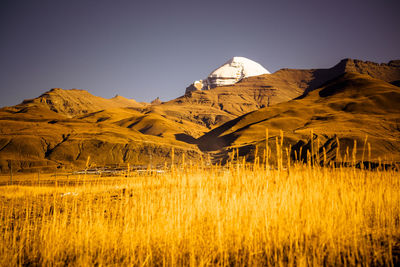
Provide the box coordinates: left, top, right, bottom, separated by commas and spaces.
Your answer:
80, 107, 208, 139
147, 58, 400, 129
0, 90, 205, 173
18, 88, 146, 117
197, 73, 400, 165
0, 116, 202, 173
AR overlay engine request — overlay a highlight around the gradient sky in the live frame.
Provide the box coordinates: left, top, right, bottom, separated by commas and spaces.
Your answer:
1, 0, 399, 107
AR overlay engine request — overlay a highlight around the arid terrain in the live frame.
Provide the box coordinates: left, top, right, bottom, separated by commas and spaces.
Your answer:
0, 58, 400, 266
0, 58, 399, 172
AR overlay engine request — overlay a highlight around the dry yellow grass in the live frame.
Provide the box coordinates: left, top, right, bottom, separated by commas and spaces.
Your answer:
0, 160, 399, 266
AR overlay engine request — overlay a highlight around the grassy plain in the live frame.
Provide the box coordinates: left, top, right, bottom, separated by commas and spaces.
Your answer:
0, 161, 399, 266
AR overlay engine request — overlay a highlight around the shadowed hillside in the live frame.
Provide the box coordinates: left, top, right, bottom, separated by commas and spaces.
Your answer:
197, 73, 400, 165
144, 58, 400, 128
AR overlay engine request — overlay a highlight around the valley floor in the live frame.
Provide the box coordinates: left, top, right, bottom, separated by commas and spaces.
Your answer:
0, 164, 399, 266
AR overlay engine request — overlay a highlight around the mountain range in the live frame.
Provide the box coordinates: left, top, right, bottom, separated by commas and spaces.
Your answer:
0, 57, 399, 172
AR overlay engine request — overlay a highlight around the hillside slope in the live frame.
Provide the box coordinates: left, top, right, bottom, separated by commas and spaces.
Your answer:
197, 73, 400, 165
0, 90, 205, 172
18, 88, 146, 117
149, 58, 400, 129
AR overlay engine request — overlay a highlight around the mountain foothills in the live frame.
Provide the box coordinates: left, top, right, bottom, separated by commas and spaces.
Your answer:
199, 73, 400, 164
0, 58, 399, 172
0, 89, 207, 172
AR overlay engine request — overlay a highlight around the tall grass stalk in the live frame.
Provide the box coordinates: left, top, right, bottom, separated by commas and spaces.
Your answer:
0, 159, 399, 266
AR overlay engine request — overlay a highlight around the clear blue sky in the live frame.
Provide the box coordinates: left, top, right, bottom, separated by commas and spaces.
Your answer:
0, 0, 399, 107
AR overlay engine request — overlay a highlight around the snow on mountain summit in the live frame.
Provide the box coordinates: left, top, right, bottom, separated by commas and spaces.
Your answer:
209, 57, 270, 84
186, 57, 270, 94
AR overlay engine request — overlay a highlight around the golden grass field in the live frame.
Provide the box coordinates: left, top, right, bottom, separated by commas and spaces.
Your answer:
0, 158, 399, 266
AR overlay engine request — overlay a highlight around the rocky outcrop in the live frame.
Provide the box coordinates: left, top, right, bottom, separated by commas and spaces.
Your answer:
294, 58, 400, 95
333, 58, 400, 84
388, 60, 400, 67
150, 97, 162, 105
185, 80, 205, 93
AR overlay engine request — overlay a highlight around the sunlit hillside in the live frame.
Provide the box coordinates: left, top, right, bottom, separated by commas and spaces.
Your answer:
199, 73, 400, 165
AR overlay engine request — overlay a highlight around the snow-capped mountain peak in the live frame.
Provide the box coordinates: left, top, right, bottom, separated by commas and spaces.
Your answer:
186, 57, 270, 93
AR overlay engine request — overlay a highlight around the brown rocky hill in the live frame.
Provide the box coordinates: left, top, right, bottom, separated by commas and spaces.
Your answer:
19, 88, 145, 117
0, 89, 205, 173
301, 58, 400, 95
143, 59, 400, 129
197, 72, 400, 165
